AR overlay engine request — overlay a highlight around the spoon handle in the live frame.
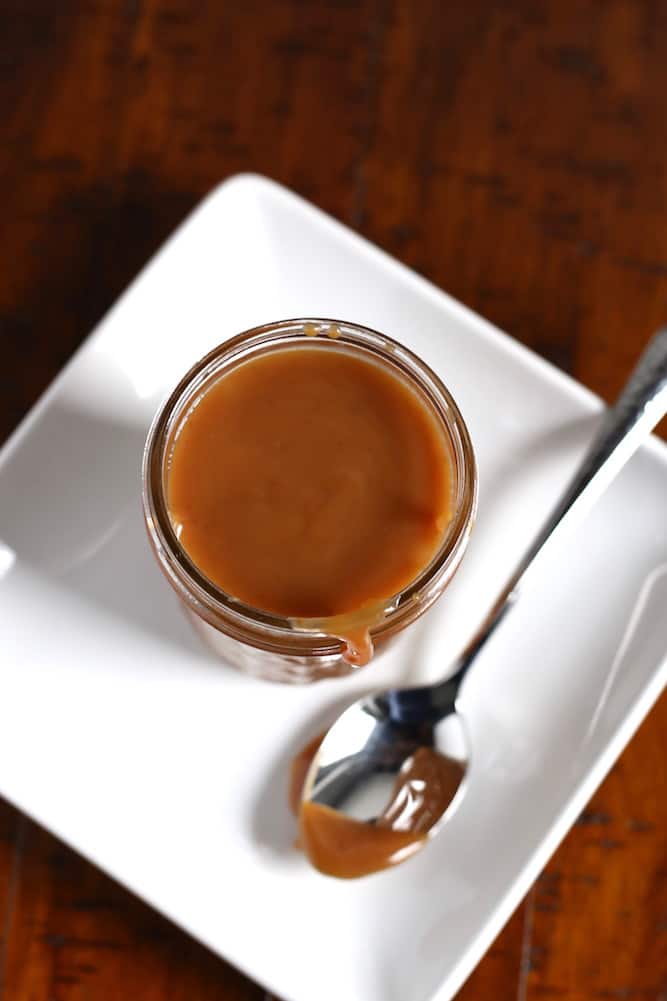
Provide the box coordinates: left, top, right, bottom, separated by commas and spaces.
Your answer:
442, 327, 667, 697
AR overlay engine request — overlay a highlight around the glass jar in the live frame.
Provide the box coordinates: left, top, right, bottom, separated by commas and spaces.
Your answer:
142, 319, 477, 683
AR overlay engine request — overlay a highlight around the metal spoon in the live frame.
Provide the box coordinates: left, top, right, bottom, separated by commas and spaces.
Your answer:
300, 329, 667, 865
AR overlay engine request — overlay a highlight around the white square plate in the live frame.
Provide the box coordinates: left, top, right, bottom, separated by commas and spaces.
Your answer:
1, 175, 666, 1001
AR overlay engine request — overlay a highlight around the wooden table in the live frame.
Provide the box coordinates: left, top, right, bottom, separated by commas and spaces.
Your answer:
1, 2, 665, 998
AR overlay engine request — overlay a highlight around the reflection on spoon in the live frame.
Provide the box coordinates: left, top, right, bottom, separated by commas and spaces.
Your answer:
290, 733, 464, 878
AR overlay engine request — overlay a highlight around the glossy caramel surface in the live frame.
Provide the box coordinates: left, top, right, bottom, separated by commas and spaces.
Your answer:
168, 346, 452, 619
296, 744, 464, 878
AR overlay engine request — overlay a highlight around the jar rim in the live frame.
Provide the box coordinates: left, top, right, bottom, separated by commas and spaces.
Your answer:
142, 318, 478, 654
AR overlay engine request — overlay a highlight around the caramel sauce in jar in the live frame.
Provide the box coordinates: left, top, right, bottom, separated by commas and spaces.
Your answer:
142, 320, 477, 682
168, 346, 453, 663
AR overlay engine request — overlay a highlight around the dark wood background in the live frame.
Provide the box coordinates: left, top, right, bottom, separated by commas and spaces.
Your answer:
1, 1, 665, 998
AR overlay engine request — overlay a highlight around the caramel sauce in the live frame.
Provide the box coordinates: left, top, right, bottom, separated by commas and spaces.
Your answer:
168, 346, 453, 663
378, 746, 464, 834
291, 734, 464, 878
299, 802, 426, 879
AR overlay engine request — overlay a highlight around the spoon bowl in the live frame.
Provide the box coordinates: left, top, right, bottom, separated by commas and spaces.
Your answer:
302, 694, 470, 832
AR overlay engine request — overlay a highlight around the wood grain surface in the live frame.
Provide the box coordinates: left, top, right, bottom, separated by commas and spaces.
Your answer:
1, 1, 666, 998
